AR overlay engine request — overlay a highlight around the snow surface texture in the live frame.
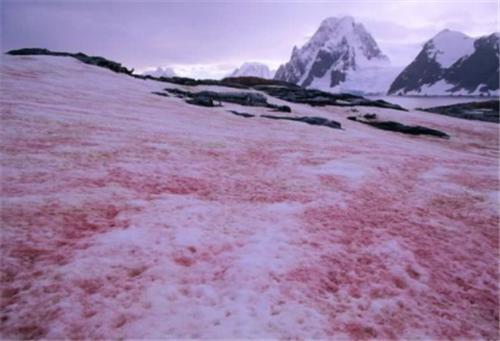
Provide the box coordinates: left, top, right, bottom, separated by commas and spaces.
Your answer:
1, 55, 499, 339
142, 66, 176, 78
228, 62, 274, 79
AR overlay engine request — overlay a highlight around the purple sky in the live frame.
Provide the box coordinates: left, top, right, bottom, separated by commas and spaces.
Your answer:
2, 1, 498, 78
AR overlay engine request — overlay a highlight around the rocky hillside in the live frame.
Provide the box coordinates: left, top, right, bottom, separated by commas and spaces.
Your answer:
388, 30, 500, 96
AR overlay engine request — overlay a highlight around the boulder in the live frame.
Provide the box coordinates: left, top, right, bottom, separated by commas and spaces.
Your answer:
185, 97, 217, 107
348, 116, 449, 138
228, 110, 255, 118
261, 115, 342, 129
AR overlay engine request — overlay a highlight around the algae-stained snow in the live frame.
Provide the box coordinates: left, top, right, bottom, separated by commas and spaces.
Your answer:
1, 55, 498, 339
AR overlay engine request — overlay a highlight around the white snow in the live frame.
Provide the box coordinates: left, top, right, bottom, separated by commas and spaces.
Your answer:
402, 79, 500, 97
142, 66, 176, 78
311, 65, 403, 95
228, 62, 274, 79
428, 29, 475, 68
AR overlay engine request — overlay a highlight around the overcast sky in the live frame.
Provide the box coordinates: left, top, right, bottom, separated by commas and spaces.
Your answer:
2, 0, 498, 78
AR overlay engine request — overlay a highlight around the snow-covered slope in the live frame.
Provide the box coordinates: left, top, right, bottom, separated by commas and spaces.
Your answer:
429, 30, 475, 68
337, 65, 403, 96
388, 30, 500, 96
274, 16, 394, 94
142, 66, 176, 78
1, 54, 498, 339
229, 62, 274, 79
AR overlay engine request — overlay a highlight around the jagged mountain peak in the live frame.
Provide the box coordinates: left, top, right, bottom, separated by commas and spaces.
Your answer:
274, 16, 391, 94
305, 16, 382, 59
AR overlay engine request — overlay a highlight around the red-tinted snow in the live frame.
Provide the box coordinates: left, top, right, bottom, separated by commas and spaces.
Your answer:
1, 55, 498, 339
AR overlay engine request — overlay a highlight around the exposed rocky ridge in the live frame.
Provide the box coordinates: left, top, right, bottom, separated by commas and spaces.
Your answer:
221, 76, 301, 88
261, 115, 342, 129
6, 48, 134, 75
227, 110, 255, 118
348, 114, 449, 138
143, 76, 249, 89
253, 85, 407, 111
156, 77, 406, 111
160, 88, 291, 112
417, 100, 499, 123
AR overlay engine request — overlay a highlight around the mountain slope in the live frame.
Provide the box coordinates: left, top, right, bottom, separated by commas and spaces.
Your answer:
388, 30, 499, 96
274, 16, 393, 94
229, 62, 274, 79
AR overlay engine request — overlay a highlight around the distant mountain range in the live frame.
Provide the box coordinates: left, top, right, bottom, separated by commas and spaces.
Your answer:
141, 17, 498, 97
142, 66, 176, 78
228, 62, 274, 79
388, 30, 499, 96
272, 16, 499, 96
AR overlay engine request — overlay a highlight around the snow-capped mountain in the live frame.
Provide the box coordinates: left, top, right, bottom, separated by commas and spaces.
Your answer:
274, 16, 394, 94
142, 66, 176, 78
388, 30, 500, 96
228, 62, 274, 79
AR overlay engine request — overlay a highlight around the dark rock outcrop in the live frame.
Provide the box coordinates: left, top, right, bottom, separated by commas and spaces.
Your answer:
6, 48, 133, 75
157, 77, 403, 111
228, 110, 255, 118
347, 116, 449, 138
195, 91, 268, 106
221, 76, 300, 89
153, 76, 300, 91
253, 85, 407, 111
186, 97, 218, 107
151, 91, 169, 97
162, 88, 190, 98
156, 76, 248, 89
261, 115, 342, 129
417, 100, 499, 123
363, 113, 377, 120
164, 88, 291, 112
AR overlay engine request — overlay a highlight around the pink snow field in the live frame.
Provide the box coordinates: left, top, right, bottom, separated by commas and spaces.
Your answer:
1, 55, 498, 339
